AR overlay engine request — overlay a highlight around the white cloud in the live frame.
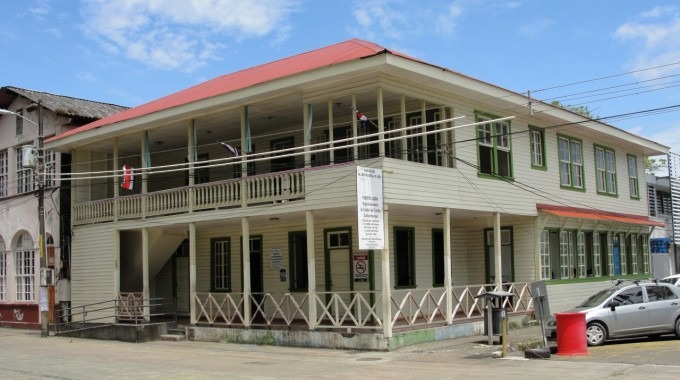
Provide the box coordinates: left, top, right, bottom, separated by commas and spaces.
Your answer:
518, 18, 553, 38
352, 0, 465, 41
615, 6, 680, 81
80, 0, 297, 72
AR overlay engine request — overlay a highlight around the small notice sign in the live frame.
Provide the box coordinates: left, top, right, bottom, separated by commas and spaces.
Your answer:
270, 247, 282, 269
354, 253, 369, 282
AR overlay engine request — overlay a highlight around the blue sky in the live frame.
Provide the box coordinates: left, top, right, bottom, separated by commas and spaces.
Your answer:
2, 0, 680, 157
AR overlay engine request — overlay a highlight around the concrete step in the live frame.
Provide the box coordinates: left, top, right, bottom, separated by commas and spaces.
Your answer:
160, 333, 185, 342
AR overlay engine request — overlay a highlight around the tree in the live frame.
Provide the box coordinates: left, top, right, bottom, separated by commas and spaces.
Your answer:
550, 100, 596, 119
645, 157, 667, 175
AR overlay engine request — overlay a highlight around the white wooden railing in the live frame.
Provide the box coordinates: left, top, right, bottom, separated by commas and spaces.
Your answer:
192, 282, 534, 332
73, 170, 305, 225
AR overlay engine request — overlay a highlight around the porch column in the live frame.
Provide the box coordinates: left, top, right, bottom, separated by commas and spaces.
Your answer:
189, 223, 197, 324
141, 132, 149, 218
328, 99, 335, 164
377, 88, 385, 157
187, 120, 196, 212
382, 205, 392, 338
494, 212, 502, 289
306, 210, 317, 330
240, 107, 248, 207
142, 227, 150, 321
421, 100, 427, 165
113, 139, 119, 221
113, 229, 120, 305
242, 217, 251, 327
443, 208, 453, 324
400, 95, 407, 160
304, 103, 312, 168
351, 94, 358, 161
439, 105, 448, 168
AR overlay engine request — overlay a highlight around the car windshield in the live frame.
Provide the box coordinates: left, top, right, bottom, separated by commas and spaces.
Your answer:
660, 278, 677, 285
576, 288, 619, 308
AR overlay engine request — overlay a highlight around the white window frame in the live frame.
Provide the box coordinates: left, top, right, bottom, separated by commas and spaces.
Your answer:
530, 129, 544, 168
540, 230, 550, 280
16, 148, 34, 194
212, 238, 231, 291
15, 233, 35, 301
619, 233, 627, 275
593, 233, 601, 277
642, 235, 649, 273
577, 231, 586, 278
630, 234, 638, 274
559, 231, 574, 279
558, 136, 583, 189
595, 146, 617, 195
607, 233, 614, 276
0, 150, 7, 197
0, 248, 6, 301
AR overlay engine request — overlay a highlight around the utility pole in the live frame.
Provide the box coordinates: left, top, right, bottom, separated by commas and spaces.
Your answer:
37, 100, 48, 337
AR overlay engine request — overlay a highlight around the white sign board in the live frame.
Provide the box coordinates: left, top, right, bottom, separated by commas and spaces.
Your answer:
270, 247, 282, 269
357, 166, 384, 250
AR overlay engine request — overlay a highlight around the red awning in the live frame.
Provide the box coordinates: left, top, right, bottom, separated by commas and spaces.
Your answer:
536, 204, 664, 227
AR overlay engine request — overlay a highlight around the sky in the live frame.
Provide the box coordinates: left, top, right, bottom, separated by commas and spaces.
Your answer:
2, 0, 679, 162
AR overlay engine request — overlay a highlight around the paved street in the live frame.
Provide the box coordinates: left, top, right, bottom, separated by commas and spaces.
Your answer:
0, 327, 678, 379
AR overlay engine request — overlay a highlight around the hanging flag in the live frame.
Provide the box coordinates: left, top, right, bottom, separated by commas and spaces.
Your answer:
218, 141, 239, 157
353, 108, 368, 128
121, 165, 134, 190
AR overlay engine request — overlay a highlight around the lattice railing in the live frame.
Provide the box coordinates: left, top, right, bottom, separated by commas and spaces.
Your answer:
315, 291, 382, 330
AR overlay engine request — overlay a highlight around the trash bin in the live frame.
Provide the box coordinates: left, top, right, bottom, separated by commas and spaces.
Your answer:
483, 308, 505, 336
555, 312, 587, 355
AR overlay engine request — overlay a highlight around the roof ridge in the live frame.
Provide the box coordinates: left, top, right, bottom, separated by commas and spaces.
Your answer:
6, 86, 128, 108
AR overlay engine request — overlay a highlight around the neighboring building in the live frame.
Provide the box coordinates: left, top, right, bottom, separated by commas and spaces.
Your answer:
647, 173, 676, 278
46, 39, 667, 349
0, 86, 127, 328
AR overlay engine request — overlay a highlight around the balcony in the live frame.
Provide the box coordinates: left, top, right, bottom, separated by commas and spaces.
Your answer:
73, 169, 305, 225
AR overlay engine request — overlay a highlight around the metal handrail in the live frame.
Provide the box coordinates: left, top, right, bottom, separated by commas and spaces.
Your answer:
53, 297, 177, 333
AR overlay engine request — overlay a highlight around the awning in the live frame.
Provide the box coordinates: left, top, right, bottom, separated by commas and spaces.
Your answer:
536, 204, 664, 227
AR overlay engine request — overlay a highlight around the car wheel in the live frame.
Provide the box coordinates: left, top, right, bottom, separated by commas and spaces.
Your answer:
586, 322, 607, 346
675, 318, 680, 339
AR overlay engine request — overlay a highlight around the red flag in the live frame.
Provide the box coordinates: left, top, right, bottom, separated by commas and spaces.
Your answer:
121, 165, 134, 190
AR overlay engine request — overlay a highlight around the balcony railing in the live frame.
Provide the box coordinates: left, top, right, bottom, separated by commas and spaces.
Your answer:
193, 282, 534, 333
73, 170, 305, 225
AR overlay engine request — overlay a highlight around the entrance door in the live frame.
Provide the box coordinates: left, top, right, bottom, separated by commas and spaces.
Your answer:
613, 235, 622, 275
175, 256, 190, 314
326, 229, 352, 316
248, 237, 264, 320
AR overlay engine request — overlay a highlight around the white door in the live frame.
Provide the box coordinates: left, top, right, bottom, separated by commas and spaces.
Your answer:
330, 248, 352, 310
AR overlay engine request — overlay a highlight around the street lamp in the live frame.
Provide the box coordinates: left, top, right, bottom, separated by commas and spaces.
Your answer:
0, 101, 49, 337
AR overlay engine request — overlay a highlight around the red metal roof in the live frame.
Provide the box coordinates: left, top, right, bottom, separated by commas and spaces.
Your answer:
536, 204, 664, 227
50, 39, 413, 142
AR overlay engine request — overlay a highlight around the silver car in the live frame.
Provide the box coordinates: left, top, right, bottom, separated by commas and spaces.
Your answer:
660, 274, 680, 287
546, 281, 680, 346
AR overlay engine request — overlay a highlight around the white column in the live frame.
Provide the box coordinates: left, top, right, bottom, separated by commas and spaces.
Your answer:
189, 223, 197, 324
382, 205, 392, 338
187, 120, 195, 212
140, 133, 148, 218
306, 210, 317, 330
113, 139, 119, 221
377, 88, 385, 157
421, 100, 428, 165
351, 94, 358, 161
494, 212, 502, 289
142, 227, 150, 321
304, 103, 311, 168
240, 107, 248, 208
443, 208, 453, 324
400, 96, 407, 160
113, 229, 120, 302
242, 217, 251, 327
328, 99, 335, 164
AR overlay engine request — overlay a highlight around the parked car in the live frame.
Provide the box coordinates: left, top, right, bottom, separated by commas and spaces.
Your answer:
660, 274, 680, 287
546, 281, 680, 346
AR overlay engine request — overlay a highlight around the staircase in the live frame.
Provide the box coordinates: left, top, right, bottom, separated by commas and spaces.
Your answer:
160, 325, 187, 341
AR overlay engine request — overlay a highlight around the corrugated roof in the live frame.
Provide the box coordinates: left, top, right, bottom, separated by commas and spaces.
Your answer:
50, 38, 418, 142
1, 86, 128, 120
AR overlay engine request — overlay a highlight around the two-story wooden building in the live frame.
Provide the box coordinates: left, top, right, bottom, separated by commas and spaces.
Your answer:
45, 39, 667, 349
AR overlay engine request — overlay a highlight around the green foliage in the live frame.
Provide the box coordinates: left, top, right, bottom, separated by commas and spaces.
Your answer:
645, 157, 667, 174
551, 100, 596, 118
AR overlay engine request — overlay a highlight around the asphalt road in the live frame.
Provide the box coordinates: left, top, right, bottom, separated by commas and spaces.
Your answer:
0, 327, 678, 379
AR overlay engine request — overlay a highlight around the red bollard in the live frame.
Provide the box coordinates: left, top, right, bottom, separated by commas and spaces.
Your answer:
555, 312, 588, 355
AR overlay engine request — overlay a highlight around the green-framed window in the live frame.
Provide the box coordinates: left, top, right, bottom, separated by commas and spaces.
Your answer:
539, 230, 550, 280
557, 135, 584, 190
394, 227, 416, 288
529, 126, 546, 169
627, 154, 640, 199
475, 112, 512, 178
210, 237, 231, 292
484, 227, 514, 283
595, 145, 617, 195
